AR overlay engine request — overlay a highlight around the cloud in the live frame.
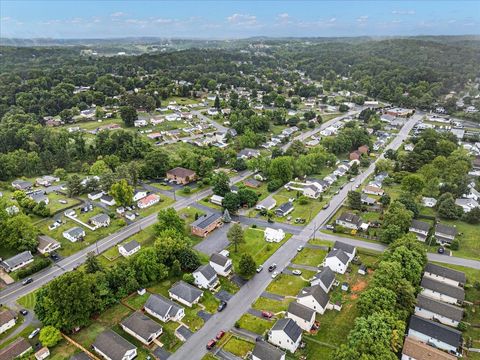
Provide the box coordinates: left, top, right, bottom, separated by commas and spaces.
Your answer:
154, 18, 174, 24
392, 10, 415, 15
227, 13, 258, 26
110, 12, 126, 17
357, 15, 369, 24
1, 17, 12, 22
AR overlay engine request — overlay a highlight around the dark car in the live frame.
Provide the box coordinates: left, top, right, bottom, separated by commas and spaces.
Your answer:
217, 301, 227, 312
438, 247, 445, 254
268, 264, 277, 272
206, 339, 217, 350
50, 252, 59, 261
22, 278, 33, 286
19, 309, 28, 316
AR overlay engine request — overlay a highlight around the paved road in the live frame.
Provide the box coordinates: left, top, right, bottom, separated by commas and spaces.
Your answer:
193, 110, 229, 133
0, 171, 253, 306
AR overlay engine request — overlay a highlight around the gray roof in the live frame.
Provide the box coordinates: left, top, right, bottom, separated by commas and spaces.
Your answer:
287, 302, 315, 322
0, 310, 15, 327
209, 252, 229, 267
93, 330, 136, 360
257, 197, 276, 208
333, 241, 355, 255
252, 341, 285, 360
70, 352, 92, 360
409, 315, 462, 348
0, 251, 33, 270
425, 263, 466, 284
101, 195, 114, 202
66, 227, 84, 237
175, 325, 193, 340
91, 213, 110, 223
244, 178, 261, 187
12, 179, 32, 189
313, 267, 335, 288
191, 212, 222, 229
37, 235, 60, 250
145, 294, 183, 318
297, 285, 329, 307
194, 264, 217, 280
435, 224, 457, 237
421, 277, 465, 301
337, 212, 362, 225
0, 337, 32, 360
410, 220, 431, 232
326, 248, 350, 265
271, 318, 302, 343
152, 347, 171, 360
120, 311, 162, 342
416, 294, 464, 322
121, 240, 140, 253
276, 202, 294, 214
169, 281, 203, 303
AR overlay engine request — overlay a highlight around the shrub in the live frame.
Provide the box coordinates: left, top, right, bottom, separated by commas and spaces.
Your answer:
450, 239, 460, 250
251, 224, 257, 228
17, 257, 51, 279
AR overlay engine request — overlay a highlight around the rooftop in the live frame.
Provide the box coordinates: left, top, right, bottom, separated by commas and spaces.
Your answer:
409, 315, 462, 348
421, 277, 465, 301
271, 318, 302, 343
424, 263, 466, 284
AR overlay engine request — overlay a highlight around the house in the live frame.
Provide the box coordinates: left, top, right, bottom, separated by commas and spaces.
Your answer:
401, 336, 457, 360
120, 311, 163, 345
434, 224, 457, 245
37, 235, 61, 254
144, 293, 185, 323
420, 277, 465, 306
35, 175, 59, 187
88, 191, 104, 201
209, 253, 233, 277
166, 167, 197, 185
310, 267, 335, 293
415, 294, 464, 328
0, 337, 32, 359
386, 108, 413, 117
29, 191, 49, 205
252, 341, 285, 360
125, 212, 135, 221
362, 185, 384, 196
268, 318, 303, 353
275, 202, 294, 217
92, 330, 137, 360
0, 251, 34, 273
424, 263, 466, 288
90, 213, 110, 228
62, 227, 85, 242
192, 264, 219, 290
455, 198, 479, 212
118, 240, 141, 257
408, 316, 462, 357
237, 148, 260, 159
0, 310, 16, 334
323, 249, 350, 274
358, 145, 369, 154
11, 179, 33, 191
297, 285, 329, 314
244, 178, 261, 189
137, 194, 160, 209
422, 197, 437, 208
409, 220, 431, 242
175, 325, 193, 341
210, 194, 224, 206
134, 119, 148, 127
360, 194, 376, 206
256, 197, 276, 211
286, 302, 316, 331
303, 184, 322, 199
35, 347, 50, 360
404, 143, 415, 152
333, 241, 356, 260
264, 227, 286, 243
168, 281, 203, 307
100, 195, 116, 206
349, 151, 361, 161
190, 212, 222, 237
133, 190, 148, 202
335, 212, 362, 230
358, 264, 367, 275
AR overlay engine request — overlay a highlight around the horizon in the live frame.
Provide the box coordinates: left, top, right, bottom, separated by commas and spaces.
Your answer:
1, 0, 479, 39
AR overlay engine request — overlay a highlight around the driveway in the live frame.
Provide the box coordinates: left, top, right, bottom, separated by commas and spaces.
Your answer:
194, 222, 233, 256
260, 291, 284, 301
215, 349, 242, 360
231, 327, 262, 340
215, 290, 233, 303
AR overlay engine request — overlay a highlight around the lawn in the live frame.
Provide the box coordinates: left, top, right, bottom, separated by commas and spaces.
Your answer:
272, 189, 327, 225
266, 274, 308, 297
252, 297, 293, 314
47, 192, 81, 213
124, 292, 150, 310
291, 248, 327, 267
49, 340, 79, 360
236, 313, 272, 335
178, 206, 205, 226
17, 289, 39, 309
222, 336, 255, 357
439, 220, 480, 260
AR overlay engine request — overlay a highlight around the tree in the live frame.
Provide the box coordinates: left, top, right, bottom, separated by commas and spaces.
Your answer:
39, 326, 62, 347
222, 209, 232, 223
120, 105, 138, 127
214, 96, 220, 109
222, 192, 241, 213
85, 252, 102, 273
239, 254, 256, 277
398, 194, 420, 218
0, 214, 38, 251
238, 188, 259, 207
132, 248, 168, 286
438, 195, 463, 220
380, 194, 391, 207
182, 273, 194, 284
177, 248, 201, 271
401, 174, 425, 197
110, 179, 134, 207
227, 223, 244, 253
142, 149, 170, 178
339, 104, 349, 112
90, 159, 112, 176
463, 207, 480, 224
358, 287, 397, 317
383, 201, 413, 233
66, 174, 83, 197
381, 224, 402, 244
347, 191, 362, 210
212, 172, 230, 196
155, 208, 185, 235
349, 162, 359, 175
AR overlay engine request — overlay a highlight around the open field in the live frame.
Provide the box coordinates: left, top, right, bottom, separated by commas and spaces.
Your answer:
236, 313, 272, 335
266, 274, 308, 297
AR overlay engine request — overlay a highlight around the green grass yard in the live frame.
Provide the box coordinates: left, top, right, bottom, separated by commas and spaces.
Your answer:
222, 336, 255, 357
266, 274, 308, 297
237, 313, 272, 335
17, 289, 39, 309
291, 248, 327, 267
252, 297, 293, 314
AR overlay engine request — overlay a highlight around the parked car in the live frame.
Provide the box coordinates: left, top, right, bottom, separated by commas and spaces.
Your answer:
22, 278, 33, 286
350, 177, 356, 182
261, 311, 274, 319
216, 331, 225, 340
50, 252, 59, 261
19, 309, 28, 316
217, 301, 227, 312
28, 328, 40, 339
297, 245, 304, 252
268, 264, 277, 272
322, 203, 330, 209
438, 247, 445, 254
206, 339, 217, 350
271, 271, 279, 279
326, 224, 334, 230
256, 265, 264, 273
334, 190, 340, 195
292, 269, 302, 276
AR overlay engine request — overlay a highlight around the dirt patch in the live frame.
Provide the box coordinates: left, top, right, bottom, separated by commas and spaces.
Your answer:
350, 294, 358, 300
351, 279, 368, 293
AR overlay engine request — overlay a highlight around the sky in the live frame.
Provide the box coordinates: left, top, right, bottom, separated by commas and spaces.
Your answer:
1, 1, 479, 39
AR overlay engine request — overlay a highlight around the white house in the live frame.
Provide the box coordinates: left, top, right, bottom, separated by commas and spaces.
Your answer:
0, 310, 16, 334
88, 191, 105, 201
92, 330, 137, 360
210, 195, 224, 206
323, 249, 350, 274
144, 294, 185, 323
401, 336, 457, 360
0, 251, 34, 273
168, 281, 203, 307
310, 267, 335, 293
192, 264, 219, 290
408, 316, 462, 357
333, 241, 356, 261
297, 285, 329, 315
37, 235, 61, 255
100, 195, 116, 206
134, 119, 148, 127
414, 294, 464, 328
119, 240, 141, 257
90, 213, 110, 229
62, 227, 85, 242
137, 194, 160, 209
252, 341, 286, 360
133, 190, 148, 202
264, 227, 286, 243
286, 302, 315, 331
209, 253, 233, 277
268, 318, 303, 353
455, 198, 479, 213
409, 220, 431, 242
420, 277, 465, 306
423, 263, 466, 288
421, 197, 437, 208
120, 311, 163, 345
256, 197, 277, 211
335, 212, 362, 230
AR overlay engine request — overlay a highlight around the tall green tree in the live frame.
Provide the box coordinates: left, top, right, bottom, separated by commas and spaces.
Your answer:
120, 105, 138, 127
155, 208, 186, 235
110, 179, 134, 206
227, 223, 244, 253
239, 254, 256, 277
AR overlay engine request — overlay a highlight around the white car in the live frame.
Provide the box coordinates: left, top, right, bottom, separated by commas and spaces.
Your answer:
292, 269, 302, 276
28, 328, 40, 339
271, 271, 279, 279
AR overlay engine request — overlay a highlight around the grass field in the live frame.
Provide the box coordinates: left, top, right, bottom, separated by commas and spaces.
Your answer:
49, 340, 79, 360
291, 248, 327, 267
266, 274, 308, 297
252, 297, 293, 314
17, 289, 39, 309
222, 336, 255, 357
272, 189, 327, 225
237, 313, 272, 335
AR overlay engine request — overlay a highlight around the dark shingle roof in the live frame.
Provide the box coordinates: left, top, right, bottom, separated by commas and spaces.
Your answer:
276, 202, 294, 214
167, 167, 195, 178
152, 347, 171, 360
121, 240, 140, 253
0, 251, 33, 270
421, 277, 465, 301
435, 224, 457, 237
209, 253, 229, 267
252, 341, 285, 360
169, 281, 203, 303
271, 318, 302, 343
326, 248, 350, 265
287, 302, 315, 322
297, 285, 329, 307
424, 263, 466, 284
416, 294, 464, 322
93, 330, 136, 360
0, 337, 32, 360
313, 267, 335, 288
195, 264, 217, 280
191, 212, 222, 229
0, 310, 15, 327
145, 294, 183, 318
337, 212, 361, 225
121, 311, 162, 342
410, 220, 431, 232
333, 241, 355, 255
409, 316, 462, 348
